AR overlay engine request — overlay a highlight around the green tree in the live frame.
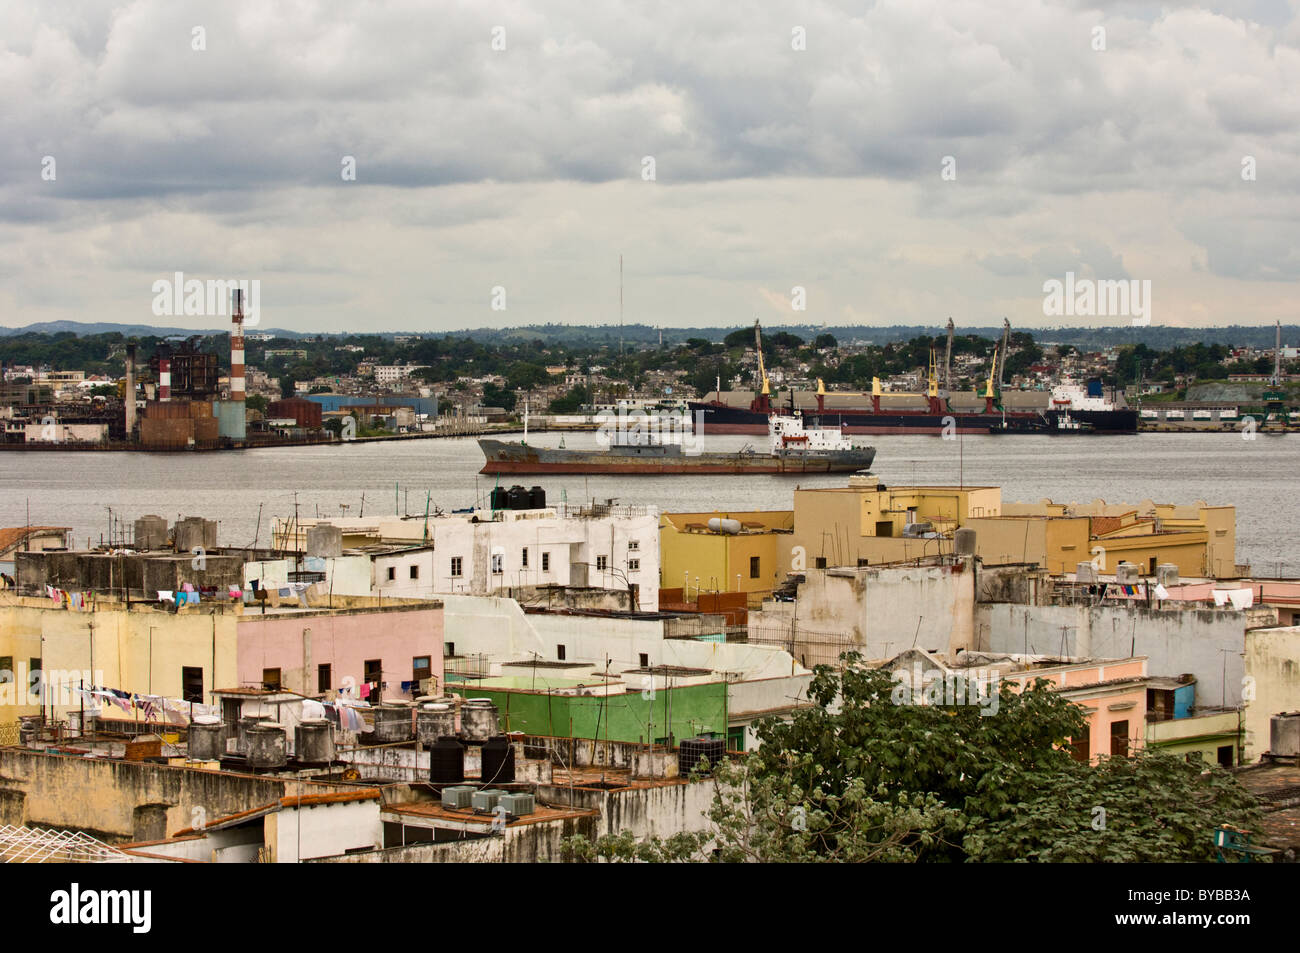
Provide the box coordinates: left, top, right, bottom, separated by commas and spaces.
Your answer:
565, 658, 1262, 862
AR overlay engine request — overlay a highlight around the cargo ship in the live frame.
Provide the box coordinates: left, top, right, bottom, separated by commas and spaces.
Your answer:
690, 320, 1137, 435
479, 413, 876, 475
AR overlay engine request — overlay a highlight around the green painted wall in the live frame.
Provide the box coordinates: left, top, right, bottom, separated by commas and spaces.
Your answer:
473, 682, 728, 745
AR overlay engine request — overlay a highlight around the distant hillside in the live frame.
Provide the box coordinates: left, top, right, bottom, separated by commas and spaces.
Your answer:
0, 319, 1295, 351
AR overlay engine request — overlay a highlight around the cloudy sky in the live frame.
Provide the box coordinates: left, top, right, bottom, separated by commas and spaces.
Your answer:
2, 0, 1298, 333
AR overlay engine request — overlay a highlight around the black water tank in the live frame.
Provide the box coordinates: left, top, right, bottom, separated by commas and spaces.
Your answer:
429, 735, 465, 783
490, 486, 509, 510
679, 737, 727, 776
507, 485, 529, 509
529, 486, 546, 509
480, 735, 516, 784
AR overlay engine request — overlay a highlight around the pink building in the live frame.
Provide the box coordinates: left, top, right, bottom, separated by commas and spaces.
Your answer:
1003, 657, 1149, 763
237, 603, 445, 702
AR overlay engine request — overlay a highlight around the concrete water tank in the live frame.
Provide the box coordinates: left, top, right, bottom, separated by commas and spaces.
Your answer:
371, 702, 415, 743
1271, 712, 1300, 758
188, 716, 224, 761
306, 523, 343, 558
1116, 562, 1140, 585
417, 703, 456, 747
236, 715, 271, 755
173, 517, 218, 553
1076, 562, 1099, 583
461, 699, 499, 744
133, 515, 169, 550
953, 527, 976, 556
246, 723, 288, 769
1156, 563, 1179, 587
295, 719, 336, 764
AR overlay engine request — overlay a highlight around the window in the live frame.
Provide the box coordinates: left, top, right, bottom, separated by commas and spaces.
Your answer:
491, 553, 503, 574
628, 558, 640, 571
29, 658, 39, 694
450, 556, 463, 577
628, 540, 639, 551
409, 564, 419, 580
1217, 744, 1234, 768
364, 659, 382, 699
521, 548, 529, 568
182, 666, 204, 703
749, 555, 761, 579
1148, 557, 1157, 575
262, 668, 282, 691
387, 566, 396, 581
1070, 730, 1090, 762
1109, 720, 1129, 758
557, 644, 566, 661
444, 642, 455, 657
413, 656, 431, 685
317, 663, 332, 692
541, 552, 550, 571
596, 555, 608, 571
639, 653, 649, 668
0, 656, 11, 683
856, 558, 870, 567
815, 557, 827, 569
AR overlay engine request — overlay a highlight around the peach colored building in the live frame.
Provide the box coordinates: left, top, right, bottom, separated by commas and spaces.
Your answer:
1001, 657, 1149, 762
236, 602, 444, 703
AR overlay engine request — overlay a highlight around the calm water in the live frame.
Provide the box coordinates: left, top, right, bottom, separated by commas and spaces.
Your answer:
1, 432, 1296, 574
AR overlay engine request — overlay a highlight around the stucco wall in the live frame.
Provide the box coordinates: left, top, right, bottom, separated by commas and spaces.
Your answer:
1243, 625, 1300, 762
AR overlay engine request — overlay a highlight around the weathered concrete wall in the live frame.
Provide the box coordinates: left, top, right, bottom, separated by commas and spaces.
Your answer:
979, 603, 1252, 705
793, 563, 975, 660
1244, 625, 1300, 762
0, 750, 353, 843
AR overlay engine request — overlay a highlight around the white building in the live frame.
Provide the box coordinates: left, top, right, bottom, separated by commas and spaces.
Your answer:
262, 502, 660, 610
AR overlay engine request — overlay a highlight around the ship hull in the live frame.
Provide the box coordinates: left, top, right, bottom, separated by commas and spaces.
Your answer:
478, 439, 876, 475
690, 402, 1137, 435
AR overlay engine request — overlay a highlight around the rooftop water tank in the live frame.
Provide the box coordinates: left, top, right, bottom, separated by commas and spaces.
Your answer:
187, 717, 224, 761
529, 486, 546, 509
507, 485, 529, 510
1115, 562, 1140, 585
1271, 712, 1300, 758
707, 517, 742, 535
953, 527, 976, 556
490, 486, 510, 511
295, 719, 335, 765
1156, 563, 1179, 588
461, 698, 499, 744
679, 737, 727, 776
480, 735, 516, 785
246, 723, 287, 769
371, 702, 415, 744
416, 703, 456, 747
236, 715, 271, 755
1076, 562, 1099, 583
429, 735, 465, 784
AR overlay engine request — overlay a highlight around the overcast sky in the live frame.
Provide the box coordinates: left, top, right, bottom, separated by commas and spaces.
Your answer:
2, 0, 1298, 334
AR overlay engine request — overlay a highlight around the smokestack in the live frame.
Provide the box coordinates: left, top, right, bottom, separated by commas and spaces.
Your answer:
230, 289, 246, 403
124, 343, 137, 438
158, 351, 171, 402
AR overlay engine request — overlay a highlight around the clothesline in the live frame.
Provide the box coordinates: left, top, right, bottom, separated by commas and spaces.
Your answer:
80, 685, 219, 726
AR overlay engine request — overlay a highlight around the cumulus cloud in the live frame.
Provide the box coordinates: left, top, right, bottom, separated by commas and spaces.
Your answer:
0, 0, 1298, 330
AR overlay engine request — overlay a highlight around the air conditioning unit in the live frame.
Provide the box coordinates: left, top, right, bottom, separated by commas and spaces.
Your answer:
498, 793, 535, 816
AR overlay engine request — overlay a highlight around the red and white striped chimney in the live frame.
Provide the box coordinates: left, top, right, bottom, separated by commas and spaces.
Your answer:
158, 356, 171, 402
230, 289, 246, 402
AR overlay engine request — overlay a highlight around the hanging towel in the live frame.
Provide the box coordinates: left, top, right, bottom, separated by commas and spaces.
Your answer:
1212, 590, 1230, 606
358, 682, 371, 699
158, 590, 174, 603
1154, 583, 1170, 600
1227, 589, 1254, 610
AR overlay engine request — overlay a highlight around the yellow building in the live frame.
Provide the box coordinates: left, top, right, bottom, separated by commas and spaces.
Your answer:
659, 511, 794, 599
789, 477, 1001, 568
994, 498, 1235, 577
0, 594, 239, 721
